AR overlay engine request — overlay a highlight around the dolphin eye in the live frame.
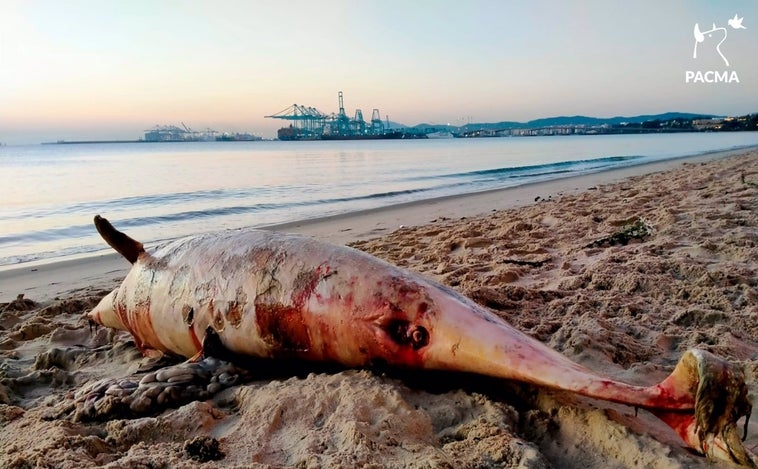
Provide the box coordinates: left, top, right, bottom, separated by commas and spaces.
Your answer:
386, 320, 429, 349
409, 326, 429, 349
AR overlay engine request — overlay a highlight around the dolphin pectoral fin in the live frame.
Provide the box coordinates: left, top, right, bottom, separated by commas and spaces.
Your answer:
94, 214, 145, 264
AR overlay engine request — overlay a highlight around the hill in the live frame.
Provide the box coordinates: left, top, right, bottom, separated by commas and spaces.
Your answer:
412, 112, 720, 132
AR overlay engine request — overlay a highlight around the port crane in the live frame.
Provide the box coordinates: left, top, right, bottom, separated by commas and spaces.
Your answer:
265, 91, 389, 139
143, 123, 218, 142
264, 104, 328, 138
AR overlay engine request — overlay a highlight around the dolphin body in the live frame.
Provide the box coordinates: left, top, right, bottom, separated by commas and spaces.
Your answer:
88, 215, 755, 466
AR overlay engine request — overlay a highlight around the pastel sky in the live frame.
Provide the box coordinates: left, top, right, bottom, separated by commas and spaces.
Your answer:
1, 0, 756, 144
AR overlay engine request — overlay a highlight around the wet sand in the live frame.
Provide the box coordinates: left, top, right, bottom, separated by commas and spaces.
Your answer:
1, 148, 757, 468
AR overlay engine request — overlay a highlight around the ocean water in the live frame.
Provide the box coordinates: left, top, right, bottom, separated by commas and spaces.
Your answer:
1, 132, 757, 267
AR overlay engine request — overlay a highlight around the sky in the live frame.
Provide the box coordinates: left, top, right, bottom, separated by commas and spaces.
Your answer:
1, 0, 756, 144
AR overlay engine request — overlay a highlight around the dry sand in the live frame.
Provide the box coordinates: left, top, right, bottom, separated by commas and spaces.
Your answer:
1, 149, 757, 468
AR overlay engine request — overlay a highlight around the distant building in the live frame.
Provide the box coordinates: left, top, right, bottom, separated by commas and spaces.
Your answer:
144, 125, 192, 142
692, 118, 724, 130
143, 124, 261, 142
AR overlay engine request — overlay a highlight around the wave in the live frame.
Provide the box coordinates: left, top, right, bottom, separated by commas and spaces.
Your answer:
0, 155, 653, 248
0, 187, 259, 222
0, 186, 442, 246
7, 141, 752, 267
0, 243, 110, 266
0, 188, 458, 264
406, 155, 644, 182
0, 155, 645, 223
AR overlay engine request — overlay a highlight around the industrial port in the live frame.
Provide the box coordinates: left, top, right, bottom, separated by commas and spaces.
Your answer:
49, 124, 262, 144
50, 91, 418, 144
265, 91, 426, 141
143, 123, 262, 142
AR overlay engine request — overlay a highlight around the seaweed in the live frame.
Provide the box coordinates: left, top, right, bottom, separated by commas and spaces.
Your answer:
586, 218, 653, 248
742, 171, 758, 188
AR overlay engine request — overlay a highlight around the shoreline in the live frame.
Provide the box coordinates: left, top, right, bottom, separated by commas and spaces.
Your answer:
0, 145, 754, 303
265, 146, 755, 242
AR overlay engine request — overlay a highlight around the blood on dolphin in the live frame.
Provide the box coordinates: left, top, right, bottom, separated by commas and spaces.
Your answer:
88, 215, 755, 467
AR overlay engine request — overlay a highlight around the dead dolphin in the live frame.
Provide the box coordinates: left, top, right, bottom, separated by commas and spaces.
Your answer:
86, 215, 755, 466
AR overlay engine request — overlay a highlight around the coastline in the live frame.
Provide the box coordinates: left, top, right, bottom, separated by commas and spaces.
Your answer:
1, 146, 756, 467
265, 146, 756, 242
0, 145, 753, 303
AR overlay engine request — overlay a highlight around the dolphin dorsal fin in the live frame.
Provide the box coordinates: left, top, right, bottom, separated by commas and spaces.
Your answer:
94, 215, 145, 264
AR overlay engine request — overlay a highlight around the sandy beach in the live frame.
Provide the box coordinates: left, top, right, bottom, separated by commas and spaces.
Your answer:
1, 148, 757, 468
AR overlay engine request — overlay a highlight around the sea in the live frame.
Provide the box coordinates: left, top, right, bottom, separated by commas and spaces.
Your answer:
1, 132, 757, 268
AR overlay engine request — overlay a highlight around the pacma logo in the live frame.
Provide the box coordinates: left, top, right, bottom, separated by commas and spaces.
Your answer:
685, 70, 739, 84
685, 14, 746, 84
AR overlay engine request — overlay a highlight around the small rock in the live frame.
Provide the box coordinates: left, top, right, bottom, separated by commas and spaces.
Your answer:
184, 436, 225, 462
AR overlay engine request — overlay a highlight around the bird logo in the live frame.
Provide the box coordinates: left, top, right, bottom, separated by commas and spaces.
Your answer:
727, 14, 746, 30
693, 14, 747, 66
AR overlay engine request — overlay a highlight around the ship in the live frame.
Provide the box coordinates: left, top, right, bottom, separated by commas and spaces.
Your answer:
321, 130, 426, 140
215, 132, 263, 141
277, 126, 425, 141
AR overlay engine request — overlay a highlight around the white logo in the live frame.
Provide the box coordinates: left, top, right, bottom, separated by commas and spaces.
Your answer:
693, 14, 746, 66
687, 14, 745, 83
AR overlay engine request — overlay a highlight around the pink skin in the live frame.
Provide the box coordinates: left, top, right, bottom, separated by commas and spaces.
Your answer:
89, 220, 755, 467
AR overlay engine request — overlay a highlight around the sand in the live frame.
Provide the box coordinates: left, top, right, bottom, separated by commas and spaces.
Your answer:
1, 148, 757, 468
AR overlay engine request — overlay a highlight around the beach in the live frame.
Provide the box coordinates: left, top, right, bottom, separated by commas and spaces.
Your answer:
1, 148, 757, 467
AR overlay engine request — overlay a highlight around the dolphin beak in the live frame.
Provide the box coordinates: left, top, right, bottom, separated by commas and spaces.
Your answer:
417, 289, 755, 466
420, 292, 667, 406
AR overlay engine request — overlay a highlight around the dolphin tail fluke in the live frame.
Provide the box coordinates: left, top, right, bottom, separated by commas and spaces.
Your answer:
94, 215, 145, 264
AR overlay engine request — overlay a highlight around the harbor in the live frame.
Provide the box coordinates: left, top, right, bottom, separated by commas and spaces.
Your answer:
45, 124, 263, 144
266, 91, 427, 140
143, 124, 262, 142
37, 106, 757, 145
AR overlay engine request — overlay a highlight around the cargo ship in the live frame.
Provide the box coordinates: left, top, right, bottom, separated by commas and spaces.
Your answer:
277, 126, 425, 141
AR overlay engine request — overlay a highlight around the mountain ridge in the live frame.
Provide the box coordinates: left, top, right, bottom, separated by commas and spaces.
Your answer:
410, 112, 721, 131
